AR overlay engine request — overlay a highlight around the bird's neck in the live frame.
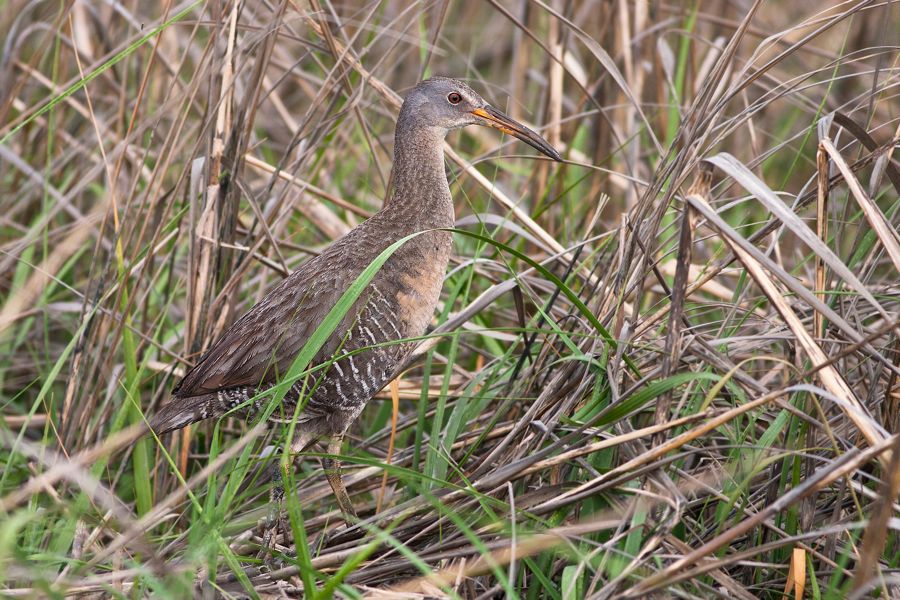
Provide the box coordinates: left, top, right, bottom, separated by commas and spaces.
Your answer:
382, 123, 454, 230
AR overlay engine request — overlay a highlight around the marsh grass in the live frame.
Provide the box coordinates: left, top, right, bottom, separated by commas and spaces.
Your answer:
1, 1, 898, 598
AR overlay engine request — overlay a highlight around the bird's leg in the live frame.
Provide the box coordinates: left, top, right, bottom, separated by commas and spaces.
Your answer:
258, 430, 317, 561
259, 465, 285, 561
322, 433, 357, 520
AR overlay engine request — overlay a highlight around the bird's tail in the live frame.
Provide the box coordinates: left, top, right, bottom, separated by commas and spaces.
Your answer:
148, 393, 219, 436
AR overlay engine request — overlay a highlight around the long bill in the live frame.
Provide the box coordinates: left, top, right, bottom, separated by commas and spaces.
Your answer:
471, 106, 562, 162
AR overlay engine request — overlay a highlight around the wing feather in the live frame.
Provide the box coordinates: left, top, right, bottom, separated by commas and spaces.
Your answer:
174, 252, 361, 397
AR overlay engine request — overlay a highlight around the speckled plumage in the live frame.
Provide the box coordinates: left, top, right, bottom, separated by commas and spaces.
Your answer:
149, 77, 560, 518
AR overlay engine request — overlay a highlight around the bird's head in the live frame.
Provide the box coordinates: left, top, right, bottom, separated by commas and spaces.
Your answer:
399, 77, 562, 161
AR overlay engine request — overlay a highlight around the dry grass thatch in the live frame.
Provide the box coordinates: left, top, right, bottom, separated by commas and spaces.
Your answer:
1, 1, 899, 598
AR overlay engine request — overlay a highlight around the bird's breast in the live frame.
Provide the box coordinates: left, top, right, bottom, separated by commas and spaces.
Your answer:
393, 230, 452, 338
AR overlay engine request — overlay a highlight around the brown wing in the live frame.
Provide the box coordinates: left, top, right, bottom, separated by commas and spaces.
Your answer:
173, 231, 377, 398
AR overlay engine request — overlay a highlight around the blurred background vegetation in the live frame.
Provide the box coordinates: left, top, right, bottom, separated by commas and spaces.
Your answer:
1, 0, 898, 598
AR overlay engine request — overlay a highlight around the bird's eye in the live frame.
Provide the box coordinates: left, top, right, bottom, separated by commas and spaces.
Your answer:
447, 92, 462, 105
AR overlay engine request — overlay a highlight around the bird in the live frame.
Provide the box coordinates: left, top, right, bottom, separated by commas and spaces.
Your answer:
149, 76, 561, 522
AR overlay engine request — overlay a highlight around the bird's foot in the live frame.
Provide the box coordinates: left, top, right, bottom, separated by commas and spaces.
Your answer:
256, 517, 290, 569
256, 484, 288, 567
318, 509, 358, 548
306, 517, 355, 553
